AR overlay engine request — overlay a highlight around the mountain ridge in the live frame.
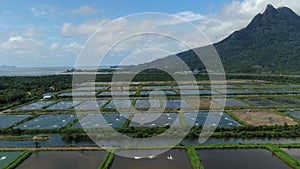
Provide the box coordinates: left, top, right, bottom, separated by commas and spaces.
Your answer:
134, 4, 300, 74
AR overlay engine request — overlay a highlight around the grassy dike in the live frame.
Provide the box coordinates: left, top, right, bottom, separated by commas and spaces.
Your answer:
186, 146, 204, 169
4, 151, 32, 169
98, 150, 115, 169
266, 145, 300, 169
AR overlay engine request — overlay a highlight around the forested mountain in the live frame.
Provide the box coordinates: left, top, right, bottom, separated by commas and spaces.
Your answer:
135, 5, 300, 74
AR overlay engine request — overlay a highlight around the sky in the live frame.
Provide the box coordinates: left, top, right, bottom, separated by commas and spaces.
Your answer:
0, 0, 300, 67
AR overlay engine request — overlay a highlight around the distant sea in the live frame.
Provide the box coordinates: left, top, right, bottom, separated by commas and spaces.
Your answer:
0, 67, 71, 76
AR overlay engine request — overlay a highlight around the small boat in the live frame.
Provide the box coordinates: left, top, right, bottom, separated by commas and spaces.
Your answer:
0, 156, 6, 161
134, 156, 142, 159
148, 155, 155, 159
167, 155, 174, 160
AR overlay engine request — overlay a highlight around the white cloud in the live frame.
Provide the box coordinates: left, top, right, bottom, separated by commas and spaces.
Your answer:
174, 11, 204, 22
49, 42, 82, 53
61, 19, 110, 36
30, 5, 62, 17
196, 0, 300, 42
0, 36, 44, 54
7, 27, 45, 38
70, 5, 99, 15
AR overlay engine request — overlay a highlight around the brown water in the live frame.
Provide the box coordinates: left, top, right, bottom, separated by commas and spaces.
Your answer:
16, 151, 106, 169
110, 149, 193, 169
282, 148, 300, 161
197, 149, 291, 169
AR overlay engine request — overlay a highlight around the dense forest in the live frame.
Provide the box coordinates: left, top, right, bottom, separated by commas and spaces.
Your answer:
0, 75, 72, 111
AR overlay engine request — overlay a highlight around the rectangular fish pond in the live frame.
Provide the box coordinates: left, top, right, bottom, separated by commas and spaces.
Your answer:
71, 113, 130, 128
75, 86, 107, 91
58, 92, 96, 97
283, 110, 300, 120
0, 151, 24, 169
105, 100, 133, 109
174, 85, 203, 90
258, 89, 298, 94
129, 113, 180, 127
139, 90, 177, 96
178, 90, 216, 95
216, 89, 256, 94
214, 98, 250, 107
163, 100, 190, 109
184, 112, 240, 127
142, 85, 173, 90
267, 97, 300, 106
74, 100, 108, 110
98, 91, 136, 96
197, 149, 291, 169
14, 114, 77, 129
46, 101, 81, 110
135, 100, 161, 109
0, 114, 31, 128
243, 98, 278, 106
16, 151, 106, 169
110, 149, 193, 169
15, 101, 55, 110
281, 148, 300, 161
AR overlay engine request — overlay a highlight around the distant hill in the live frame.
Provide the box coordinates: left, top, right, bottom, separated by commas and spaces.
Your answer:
133, 5, 300, 74
0, 65, 16, 69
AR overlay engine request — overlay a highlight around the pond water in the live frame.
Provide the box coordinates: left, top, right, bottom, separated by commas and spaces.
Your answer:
75, 100, 108, 110
143, 86, 173, 90
0, 134, 93, 147
110, 149, 193, 169
216, 89, 256, 94
174, 85, 203, 89
14, 114, 77, 129
283, 110, 300, 120
16, 151, 106, 169
99, 91, 136, 96
0, 151, 23, 169
15, 101, 55, 110
75, 86, 107, 91
179, 90, 216, 95
206, 84, 235, 88
281, 148, 300, 161
58, 92, 96, 97
105, 100, 133, 109
0, 115, 31, 128
259, 89, 297, 94
244, 98, 278, 106
135, 100, 161, 109
184, 112, 240, 127
46, 101, 81, 110
71, 113, 130, 128
197, 149, 291, 169
129, 113, 180, 127
214, 98, 250, 107
139, 90, 177, 95
163, 100, 190, 109
1, 134, 300, 147
268, 98, 300, 106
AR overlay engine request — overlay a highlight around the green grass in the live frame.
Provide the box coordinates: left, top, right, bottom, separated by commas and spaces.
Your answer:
98, 151, 115, 169
3, 151, 32, 169
186, 146, 204, 169
266, 145, 300, 169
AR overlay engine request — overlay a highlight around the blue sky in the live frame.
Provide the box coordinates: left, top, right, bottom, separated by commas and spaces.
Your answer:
0, 0, 299, 67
